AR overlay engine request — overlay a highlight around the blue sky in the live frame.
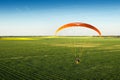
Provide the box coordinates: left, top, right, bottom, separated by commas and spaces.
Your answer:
0, 0, 120, 36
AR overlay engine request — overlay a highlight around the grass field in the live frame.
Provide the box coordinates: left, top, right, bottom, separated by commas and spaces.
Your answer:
0, 36, 120, 80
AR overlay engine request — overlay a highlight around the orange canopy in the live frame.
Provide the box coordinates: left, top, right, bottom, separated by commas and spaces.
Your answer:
55, 22, 101, 36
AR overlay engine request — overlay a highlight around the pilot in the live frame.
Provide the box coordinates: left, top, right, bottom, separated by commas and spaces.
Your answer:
75, 58, 80, 64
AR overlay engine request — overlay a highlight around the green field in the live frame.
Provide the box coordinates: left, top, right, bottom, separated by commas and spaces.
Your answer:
0, 37, 120, 80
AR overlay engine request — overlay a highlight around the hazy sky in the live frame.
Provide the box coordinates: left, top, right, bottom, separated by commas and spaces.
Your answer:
0, 0, 120, 36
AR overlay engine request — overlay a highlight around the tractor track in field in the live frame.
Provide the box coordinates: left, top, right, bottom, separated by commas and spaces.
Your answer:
0, 61, 66, 80
0, 54, 72, 61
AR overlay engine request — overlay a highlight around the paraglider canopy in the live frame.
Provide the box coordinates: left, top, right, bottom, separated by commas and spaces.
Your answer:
55, 22, 101, 36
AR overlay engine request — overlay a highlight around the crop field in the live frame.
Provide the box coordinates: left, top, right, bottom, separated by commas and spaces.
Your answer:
0, 36, 120, 80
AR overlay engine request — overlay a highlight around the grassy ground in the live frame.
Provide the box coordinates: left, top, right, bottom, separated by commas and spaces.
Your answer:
0, 37, 120, 80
